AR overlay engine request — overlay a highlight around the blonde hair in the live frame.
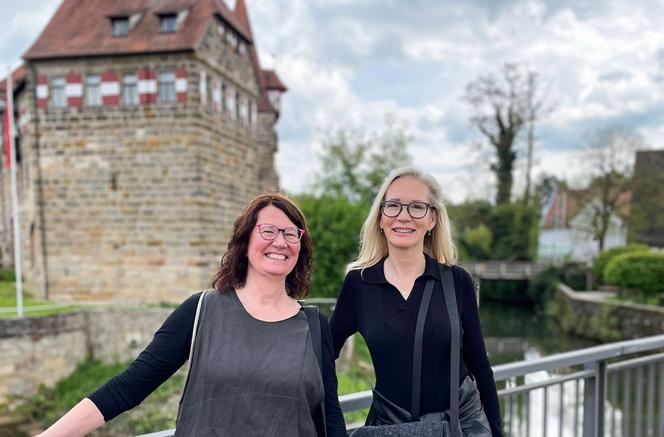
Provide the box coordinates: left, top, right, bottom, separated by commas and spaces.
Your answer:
347, 167, 457, 272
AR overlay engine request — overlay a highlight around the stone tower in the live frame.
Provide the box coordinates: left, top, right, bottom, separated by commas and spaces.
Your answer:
0, 0, 287, 302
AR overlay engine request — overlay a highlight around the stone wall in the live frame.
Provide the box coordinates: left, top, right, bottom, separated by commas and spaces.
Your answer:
0, 312, 88, 410
85, 307, 172, 364
0, 307, 172, 412
557, 284, 664, 341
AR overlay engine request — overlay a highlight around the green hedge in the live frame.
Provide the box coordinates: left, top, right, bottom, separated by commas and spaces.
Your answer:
592, 244, 649, 284
295, 194, 366, 298
604, 252, 664, 296
0, 268, 15, 282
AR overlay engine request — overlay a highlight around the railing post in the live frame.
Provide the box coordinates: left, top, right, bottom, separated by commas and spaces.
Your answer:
582, 360, 606, 437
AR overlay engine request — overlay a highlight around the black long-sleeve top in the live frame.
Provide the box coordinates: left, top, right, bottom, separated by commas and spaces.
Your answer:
88, 292, 347, 437
329, 254, 503, 436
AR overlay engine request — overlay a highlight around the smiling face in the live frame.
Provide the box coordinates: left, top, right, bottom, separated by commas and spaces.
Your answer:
246, 205, 301, 281
380, 176, 436, 253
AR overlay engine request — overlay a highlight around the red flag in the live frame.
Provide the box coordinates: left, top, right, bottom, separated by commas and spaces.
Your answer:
3, 85, 11, 169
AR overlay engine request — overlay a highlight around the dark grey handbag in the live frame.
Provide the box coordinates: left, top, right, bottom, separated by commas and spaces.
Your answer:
350, 266, 492, 437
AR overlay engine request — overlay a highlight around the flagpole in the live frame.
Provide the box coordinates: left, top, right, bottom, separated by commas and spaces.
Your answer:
6, 68, 23, 317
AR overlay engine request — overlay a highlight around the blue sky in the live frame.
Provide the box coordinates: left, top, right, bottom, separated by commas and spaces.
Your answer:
2, 0, 663, 202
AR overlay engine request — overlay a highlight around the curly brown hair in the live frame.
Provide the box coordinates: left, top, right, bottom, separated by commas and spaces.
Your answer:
211, 193, 313, 299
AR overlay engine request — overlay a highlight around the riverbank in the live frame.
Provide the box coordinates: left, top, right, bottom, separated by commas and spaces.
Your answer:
557, 283, 664, 342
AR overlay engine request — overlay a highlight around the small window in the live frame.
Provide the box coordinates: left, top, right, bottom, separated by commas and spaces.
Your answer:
221, 82, 226, 113
225, 85, 235, 118
52, 77, 66, 108
111, 17, 129, 36
159, 70, 176, 103
238, 42, 246, 55
226, 31, 238, 50
86, 75, 102, 106
239, 94, 248, 124
235, 90, 240, 120
159, 14, 177, 33
123, 74, 138, 105
248, 100, 253, 125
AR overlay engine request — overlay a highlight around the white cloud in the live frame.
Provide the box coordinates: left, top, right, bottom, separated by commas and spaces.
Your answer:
3, 0, 663, 203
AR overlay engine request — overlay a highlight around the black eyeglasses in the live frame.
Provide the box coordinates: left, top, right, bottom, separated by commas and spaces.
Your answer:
380, 201, 433, 219
256, 223, 304, 244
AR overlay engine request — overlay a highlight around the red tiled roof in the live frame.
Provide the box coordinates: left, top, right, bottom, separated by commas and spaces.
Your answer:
23, 0, 251, 60
231, 0, 252, 40
22, 0, 285, 114
542, 186, 631, 229
261, 70, 287, 91
0, 65, 26, 96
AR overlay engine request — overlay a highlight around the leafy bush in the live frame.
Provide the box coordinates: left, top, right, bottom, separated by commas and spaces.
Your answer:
295, 195, 367, 298
480, 280, 530, 305
456, 224, 493, 261
557, 262, 588, 291
17, 360, 128, 425
487, 203, 539, 261
592, 244, 649, 284
604, 251, 664, 296
527, 266, 560, 312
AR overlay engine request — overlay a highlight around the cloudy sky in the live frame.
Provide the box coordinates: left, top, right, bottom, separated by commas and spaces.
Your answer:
2, 0, 663, 202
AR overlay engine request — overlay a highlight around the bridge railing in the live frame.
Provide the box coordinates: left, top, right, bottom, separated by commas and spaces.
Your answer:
461, 261, 548, 280
137, 334, 664, 437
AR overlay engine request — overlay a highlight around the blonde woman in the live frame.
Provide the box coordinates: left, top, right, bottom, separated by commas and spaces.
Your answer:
330, 167, 502, 436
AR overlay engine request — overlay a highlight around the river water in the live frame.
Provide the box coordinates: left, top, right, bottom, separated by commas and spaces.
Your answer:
478, 300, 598, 365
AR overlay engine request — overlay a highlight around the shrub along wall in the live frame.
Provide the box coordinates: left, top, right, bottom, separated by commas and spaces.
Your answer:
591, 244, 649, 284
604, 251, 664, 297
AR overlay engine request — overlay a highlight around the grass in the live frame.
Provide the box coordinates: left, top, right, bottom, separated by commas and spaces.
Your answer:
17, 359, 184, 436
0, 268, 79, 317
337, 334, 374, 425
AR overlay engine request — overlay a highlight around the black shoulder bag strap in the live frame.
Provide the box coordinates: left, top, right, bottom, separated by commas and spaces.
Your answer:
303, 305, 327, 437
411, 279, 435, 420
440, 265, 461, 437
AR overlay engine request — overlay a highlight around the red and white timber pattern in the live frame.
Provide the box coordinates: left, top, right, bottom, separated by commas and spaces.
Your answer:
101, 71, 120, 106
18, 109, 30, 134
176, 68, 187, 103
36, 75, 49, 108
138, 69, 156, 104
65, 71, 83, 107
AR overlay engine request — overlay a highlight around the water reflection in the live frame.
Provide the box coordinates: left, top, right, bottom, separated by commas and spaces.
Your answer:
479, 300, 597, 366
479, 301, 630, 437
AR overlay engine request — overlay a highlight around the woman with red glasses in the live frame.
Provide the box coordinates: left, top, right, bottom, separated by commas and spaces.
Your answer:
36, 193, 346, 437
330, 167, 502, 436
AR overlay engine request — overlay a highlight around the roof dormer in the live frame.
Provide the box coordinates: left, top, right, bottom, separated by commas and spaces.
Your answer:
157, 8, 189, 33
108, 11, 143, 37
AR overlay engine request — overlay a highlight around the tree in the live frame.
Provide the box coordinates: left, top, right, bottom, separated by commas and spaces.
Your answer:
295, 195, 366, 298
580, 126, 644, 251
314, 116, 412, 205
464, 62, 544, 204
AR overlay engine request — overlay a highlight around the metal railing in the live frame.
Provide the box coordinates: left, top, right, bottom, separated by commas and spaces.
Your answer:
137, 334, 664, 437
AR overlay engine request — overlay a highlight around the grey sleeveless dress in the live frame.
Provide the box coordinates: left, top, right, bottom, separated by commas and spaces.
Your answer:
175, 289, 325, 437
